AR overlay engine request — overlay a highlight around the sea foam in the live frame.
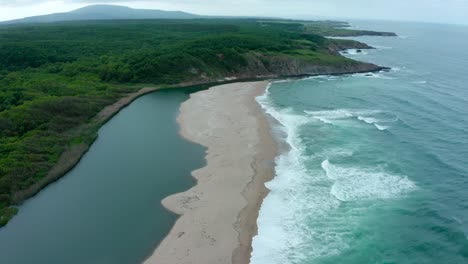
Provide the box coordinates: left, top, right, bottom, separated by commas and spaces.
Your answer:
253, 86, 346, 263
322, 160, 416, 201
304, 108, 396, 130
252, 84, 415, 264
251, 86, 415, 264
352, 72, 396, 79
374, 124, 390, 130
341, 49, 368, 55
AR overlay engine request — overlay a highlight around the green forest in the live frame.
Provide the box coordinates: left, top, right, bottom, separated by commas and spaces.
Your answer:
0, 18, 383, 226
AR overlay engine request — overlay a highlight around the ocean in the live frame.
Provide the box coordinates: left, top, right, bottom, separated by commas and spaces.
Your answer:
252, 21, 468, 264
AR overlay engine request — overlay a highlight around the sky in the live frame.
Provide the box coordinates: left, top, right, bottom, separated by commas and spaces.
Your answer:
1, 0, 468, 25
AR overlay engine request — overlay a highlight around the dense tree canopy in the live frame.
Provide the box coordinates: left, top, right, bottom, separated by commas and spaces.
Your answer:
0, 18, 377, 226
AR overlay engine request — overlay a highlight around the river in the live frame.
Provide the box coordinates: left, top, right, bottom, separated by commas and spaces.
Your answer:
0, 88, 205, 264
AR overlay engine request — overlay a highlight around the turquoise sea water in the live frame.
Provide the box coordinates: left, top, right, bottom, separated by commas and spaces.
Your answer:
252, 21, 468, 264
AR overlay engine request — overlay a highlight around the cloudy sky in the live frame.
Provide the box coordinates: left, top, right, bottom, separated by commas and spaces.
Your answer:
1, 0, 468, 25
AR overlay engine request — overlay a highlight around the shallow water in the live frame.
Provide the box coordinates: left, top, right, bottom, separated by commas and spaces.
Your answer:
0, 89, 206, 264
252, 21, 468, 264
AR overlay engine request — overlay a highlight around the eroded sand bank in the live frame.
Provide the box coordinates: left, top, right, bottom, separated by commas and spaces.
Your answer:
144, 81, 276, 264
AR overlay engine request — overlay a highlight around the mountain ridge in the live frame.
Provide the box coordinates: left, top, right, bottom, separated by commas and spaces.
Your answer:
1, 4, 201, 24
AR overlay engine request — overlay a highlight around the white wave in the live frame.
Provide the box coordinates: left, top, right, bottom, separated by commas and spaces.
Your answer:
271, 79, 295, 84
305, 109, 354, 124
357, 116, 379, 124
253, 88, 348, 264
252, 87, 411, 264
305, 109, 379, 118
322, 75, 340, 81
299, 75, 326, 81
374, 124, 389, 130
352, 72, 396, 79
322, 160, 416, 201
357, 116, 390, 130
371, 73, 395, 79
340, 49, 368, 55
413, 80, 427, 84
304, 109, 397, 131
317, 148, 354, 158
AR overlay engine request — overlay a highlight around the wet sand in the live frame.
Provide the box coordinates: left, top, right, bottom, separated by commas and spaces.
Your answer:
144, 81, 276, 264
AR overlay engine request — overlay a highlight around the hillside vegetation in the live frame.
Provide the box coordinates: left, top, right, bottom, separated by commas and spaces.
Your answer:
0, 19, 390, 226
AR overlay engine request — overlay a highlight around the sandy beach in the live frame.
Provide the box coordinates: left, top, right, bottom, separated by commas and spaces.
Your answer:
143, 81, 276, 264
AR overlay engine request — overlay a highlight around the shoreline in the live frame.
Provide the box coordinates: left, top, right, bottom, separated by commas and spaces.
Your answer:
10, 64, 386, 213
5, 61, 386, 226
232, 84, 278, 264
9, 78, 265, 210
143, 81, 276, 264
11, 86, 160, 205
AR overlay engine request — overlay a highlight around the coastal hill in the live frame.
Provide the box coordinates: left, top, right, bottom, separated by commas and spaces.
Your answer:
0, 5, 394, 38
0, 4, 396, 37
0, 16, 395, 226
0, 5, 200, 24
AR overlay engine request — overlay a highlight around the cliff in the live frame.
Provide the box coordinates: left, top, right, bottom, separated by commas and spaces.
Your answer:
242, 53, 384, 77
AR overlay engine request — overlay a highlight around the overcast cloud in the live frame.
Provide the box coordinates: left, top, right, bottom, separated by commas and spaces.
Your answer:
1, 0, 467, 25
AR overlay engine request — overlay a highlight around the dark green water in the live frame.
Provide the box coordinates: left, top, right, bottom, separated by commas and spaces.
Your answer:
0, 89, 206, 263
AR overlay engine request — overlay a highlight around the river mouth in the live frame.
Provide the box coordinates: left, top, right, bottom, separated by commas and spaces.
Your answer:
0, 87, 206, 264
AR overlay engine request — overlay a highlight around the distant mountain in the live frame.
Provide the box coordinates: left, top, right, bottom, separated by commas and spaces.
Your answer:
1, 5, 201, 25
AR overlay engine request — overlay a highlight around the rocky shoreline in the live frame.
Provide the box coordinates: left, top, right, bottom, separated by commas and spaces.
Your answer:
7, 56, 386, 220
4, 33, 388, 228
